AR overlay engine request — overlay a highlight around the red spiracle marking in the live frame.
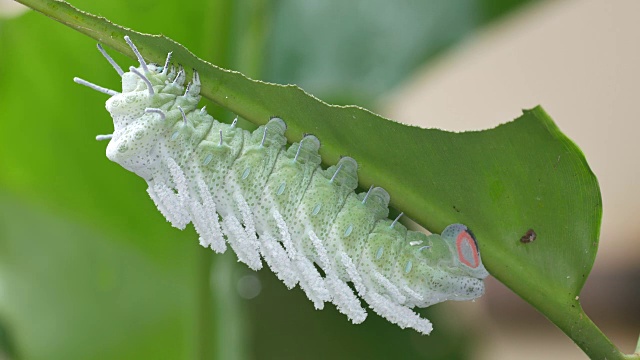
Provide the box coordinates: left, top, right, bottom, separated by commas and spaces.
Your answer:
456, 231, 480, 268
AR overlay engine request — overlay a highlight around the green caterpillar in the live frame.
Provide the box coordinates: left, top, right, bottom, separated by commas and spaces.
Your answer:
74, 36, 489, 335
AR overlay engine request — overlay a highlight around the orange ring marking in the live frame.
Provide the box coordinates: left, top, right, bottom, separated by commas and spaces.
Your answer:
456, 231, 480, 268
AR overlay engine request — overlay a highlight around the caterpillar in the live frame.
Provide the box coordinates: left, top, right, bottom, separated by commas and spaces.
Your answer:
74, 36, 489, 335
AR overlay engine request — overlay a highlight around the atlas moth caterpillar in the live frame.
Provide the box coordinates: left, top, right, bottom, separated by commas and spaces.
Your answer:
74, 36, 489, 335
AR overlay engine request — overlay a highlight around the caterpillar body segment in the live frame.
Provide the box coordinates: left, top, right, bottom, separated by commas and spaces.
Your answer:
76, 37, 490, 335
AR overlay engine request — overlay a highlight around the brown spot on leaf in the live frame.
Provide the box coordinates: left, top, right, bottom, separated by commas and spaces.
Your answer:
520, 229, 537, 244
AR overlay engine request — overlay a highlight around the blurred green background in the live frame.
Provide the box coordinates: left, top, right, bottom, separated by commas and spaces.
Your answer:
0, 1, 534, 359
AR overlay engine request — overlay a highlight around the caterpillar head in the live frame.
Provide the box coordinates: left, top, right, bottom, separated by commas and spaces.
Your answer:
440, 224, 489, 279
76, 37, 202, 180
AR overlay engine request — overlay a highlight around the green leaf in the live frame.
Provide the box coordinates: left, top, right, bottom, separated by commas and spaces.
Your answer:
8, 1, 631, 359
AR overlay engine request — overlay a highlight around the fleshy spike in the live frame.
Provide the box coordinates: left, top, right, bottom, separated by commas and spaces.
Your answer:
95, 134, 113, 141
167, 65, 176, 81
124, 35, 149, 73
293, 137, 307, 162
162, 52, 173, 75
193, 70, 200, 85
231, 117, 238, 128
260, 126, 267, 147
129, 67, 155, 96
390, 212, 404, 228
73, 77, 119, 96
173, 66, 185, 85
96, 44, 124, 76
330, 163, 344, 183
187, 73, 201, 96
362, 185, 375, 204
184, 83, 191, 96
178, 106, 188, 125
200, 106, 207, 115
145, 108, 166, 121
219, 130, 223, 146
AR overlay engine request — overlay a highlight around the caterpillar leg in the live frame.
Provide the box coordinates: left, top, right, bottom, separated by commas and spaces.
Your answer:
192, 175, 226, 253
258, 233, 299, 289
339, 252, 368, 296
273, 209, 329, 309
146, 183, 176, 225
339, 252, 433, 335
189, 198, 215, 248
145, 155, 191, 229
371, 269, 406, 304
233, 191, 263, 263
148, 157, 191, 230
215, 189, 262, 270
248, 201, 299, 289
309, 231, 367, 324
221, 214, 262, 271
293, 256, 330, 310
166, 157, 191, 207
355, 256, 407, 304
364, 292, 433, 335
401, 285, 425, 307
147, 179, 190, 229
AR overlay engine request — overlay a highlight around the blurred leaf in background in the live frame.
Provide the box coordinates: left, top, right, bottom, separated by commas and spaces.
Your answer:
0, 0, 534, 359
265, 0, 538, 107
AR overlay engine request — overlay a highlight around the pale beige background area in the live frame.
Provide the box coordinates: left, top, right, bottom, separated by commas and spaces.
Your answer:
0, 0, 26, 18
384, 0, 639, 358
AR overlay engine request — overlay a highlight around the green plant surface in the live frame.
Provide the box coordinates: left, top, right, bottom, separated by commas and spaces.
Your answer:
5, 0, 638, 359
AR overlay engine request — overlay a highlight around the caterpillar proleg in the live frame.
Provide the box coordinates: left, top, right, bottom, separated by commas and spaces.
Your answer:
74, 36, 489, 335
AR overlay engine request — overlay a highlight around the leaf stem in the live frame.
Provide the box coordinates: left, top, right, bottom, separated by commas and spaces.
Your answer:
530, 291, 627, 359
620, 333, 640, 359
496, 259, 628, 359
632, 332, 640, 357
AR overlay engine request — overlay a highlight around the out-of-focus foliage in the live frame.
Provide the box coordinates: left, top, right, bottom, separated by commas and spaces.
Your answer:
0, 0, 536, 359
266, 0, 539, 106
